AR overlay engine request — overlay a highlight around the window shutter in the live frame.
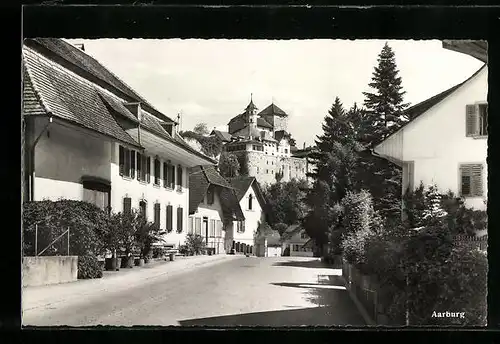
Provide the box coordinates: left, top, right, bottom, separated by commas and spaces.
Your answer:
123, 197, 132, 214
130, 151, 136, 179
466, 104, 478, 137
119, 146, 124, 176
170, 165, 176, 189
163, 162, 168, 187
177, 207, 183, 232
460, 165, 473, 197
177, 165, 183, 188
166, 205, 173, 231
471, 164, 484, 197
147, 157, 151, 183
154, 203, 161, 226
137, 153, 142, 180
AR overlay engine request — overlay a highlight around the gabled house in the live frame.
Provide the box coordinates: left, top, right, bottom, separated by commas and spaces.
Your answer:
210, 129, 233, 143
188, 165, 245, 254
281, 225, 313, 257
373, 41, 487, 211
22, 38, 216, 248
226, 176, 267, 254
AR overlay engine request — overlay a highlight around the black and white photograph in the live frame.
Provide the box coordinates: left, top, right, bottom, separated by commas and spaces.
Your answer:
21, 37, 488, 327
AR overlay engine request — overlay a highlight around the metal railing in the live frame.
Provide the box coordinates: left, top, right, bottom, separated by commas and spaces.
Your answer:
33, 224, 70, 256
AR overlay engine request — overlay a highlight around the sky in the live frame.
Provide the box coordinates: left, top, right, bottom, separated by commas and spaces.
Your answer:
67, 39, 484, 148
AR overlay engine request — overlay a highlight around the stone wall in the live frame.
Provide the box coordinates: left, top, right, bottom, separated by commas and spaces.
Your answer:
23, 256, 78, 287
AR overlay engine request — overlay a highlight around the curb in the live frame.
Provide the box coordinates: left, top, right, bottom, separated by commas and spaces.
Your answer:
341, 275, 376, 326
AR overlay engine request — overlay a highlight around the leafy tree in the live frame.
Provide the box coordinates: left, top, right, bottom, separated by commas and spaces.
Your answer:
180, 130, 223, 158
184, 233, 206, 255
218, 152, 240, 178
193, 122, 209, 135
360, 42, 410, 146
264, 179, 308, 230
134, 215, 162, 259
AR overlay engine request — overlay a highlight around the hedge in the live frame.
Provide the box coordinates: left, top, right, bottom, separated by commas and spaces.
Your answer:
78, 255, 103, 279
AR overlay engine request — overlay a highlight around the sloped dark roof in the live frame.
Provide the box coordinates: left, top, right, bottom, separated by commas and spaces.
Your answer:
258, 103, 288, 117
25, 38, 175, 124
188, 165, 244, 220
210, 130, 233, 142
23, 68, 48, 116
23, 46, 141, 148
274, 130, 290, 142
245, 99, 257, 112
257, 118, 273, 129
227, 176, 268, 209
375, 64, 487, 148
98, 91, 139, 123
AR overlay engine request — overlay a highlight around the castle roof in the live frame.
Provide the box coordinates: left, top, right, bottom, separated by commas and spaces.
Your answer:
258, 103, 288, 117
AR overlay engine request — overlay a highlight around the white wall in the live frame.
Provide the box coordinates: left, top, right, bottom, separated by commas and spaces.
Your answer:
32, 118, 112, 202
400, 67, 488, 210
110, 141, 190, 247
233, 183, 265, 247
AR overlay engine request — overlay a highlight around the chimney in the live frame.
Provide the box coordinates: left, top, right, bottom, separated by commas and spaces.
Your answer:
74, 43, 85, 51
303, 142, 306, 149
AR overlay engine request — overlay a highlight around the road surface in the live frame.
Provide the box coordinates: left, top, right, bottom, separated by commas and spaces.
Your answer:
23, 256, 365, 326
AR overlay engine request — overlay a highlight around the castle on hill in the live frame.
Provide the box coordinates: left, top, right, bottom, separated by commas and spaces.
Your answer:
210, 96, 311, 186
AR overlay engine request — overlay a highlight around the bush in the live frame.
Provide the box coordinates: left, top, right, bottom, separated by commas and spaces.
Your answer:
185, 234, 206, 255
77, 255, 103, 279
23, 200, 108, 257
402, 227, 487, 325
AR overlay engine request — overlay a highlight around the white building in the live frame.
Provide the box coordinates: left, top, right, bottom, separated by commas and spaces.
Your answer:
187, 165, 245, 255
227, 176, 267, 254
281, 225, 314, 257
22, 38, 216, 248
373, 41, 488, 211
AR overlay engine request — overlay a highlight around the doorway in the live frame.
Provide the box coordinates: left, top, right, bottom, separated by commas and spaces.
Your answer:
203, 217, 209, 246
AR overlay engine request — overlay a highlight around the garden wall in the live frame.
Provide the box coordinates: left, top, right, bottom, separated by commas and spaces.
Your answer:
23, 256, 78, 287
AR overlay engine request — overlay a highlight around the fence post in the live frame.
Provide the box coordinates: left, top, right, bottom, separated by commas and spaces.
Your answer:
35, 223, 38, 256
67, 226, 70, 256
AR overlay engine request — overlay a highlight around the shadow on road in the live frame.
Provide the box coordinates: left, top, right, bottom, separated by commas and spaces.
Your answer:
178, 304, 365, 327
272, 259, 333, 269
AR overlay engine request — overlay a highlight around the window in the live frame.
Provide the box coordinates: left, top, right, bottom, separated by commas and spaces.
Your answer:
210, 219, 216, 237
154, 158, 161, 185
466, 103, 488, 137
123, 197, 132, 214
82, 178, 110, 211
177, 165, 183, 190
237, 221, 245, 233
301, 232, 307, 239
285, 149, 288, 154
154, 203, 161, 227
119, 146, 136, 178
248, 194, 253, 210
177, 207, 183, 232
166, 205, 173, 231
216, 220, 222, 237
460, 164, 484, 197
139, 200, 147, 219
188, 216, 194, 234
257, 167, 259, 173
206, 186, 215, 205
195, 217, 202, 235
169, 164, 176, 189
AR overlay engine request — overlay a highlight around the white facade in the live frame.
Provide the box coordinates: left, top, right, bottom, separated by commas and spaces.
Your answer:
232, 183, 265, 248
374, 66, 488, 210
188, 191, 225, 254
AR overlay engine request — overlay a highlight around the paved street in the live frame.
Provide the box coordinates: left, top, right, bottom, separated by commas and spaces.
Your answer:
23, 256, 365, 327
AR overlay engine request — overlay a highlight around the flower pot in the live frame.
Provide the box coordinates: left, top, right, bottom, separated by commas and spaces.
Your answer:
169, 253, 175, 261
144, 257, 150, 264
121, 256, 134, 268
105, 257, 121, 271
134, 258, 145, 267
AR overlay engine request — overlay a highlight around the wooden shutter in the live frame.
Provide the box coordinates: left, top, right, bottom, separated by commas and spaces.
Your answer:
188, 216, 194, 234
154, 203, 161, 226
170, 165, 176, 189
119, 146, 125, 176
177, 207, 183, 232
471, 164, 484, 196
163, 162, 168, 187
130, 151, 136, 179
123, 197, 132, 214
466, 104, 478, 137
147, 157, 151, 183
177, 165, 183, 188
166, 205, 173, 231
137, 153, 142, 181
154, 159, 160, 185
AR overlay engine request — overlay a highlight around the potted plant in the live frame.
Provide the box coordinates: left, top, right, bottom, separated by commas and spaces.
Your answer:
104, 213, 125, 271
135, 216, 162, 264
